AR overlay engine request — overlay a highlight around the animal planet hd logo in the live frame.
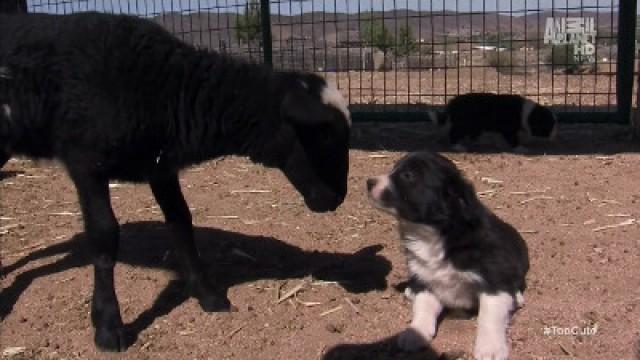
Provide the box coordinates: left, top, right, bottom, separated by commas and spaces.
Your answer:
544, 17, 597, 63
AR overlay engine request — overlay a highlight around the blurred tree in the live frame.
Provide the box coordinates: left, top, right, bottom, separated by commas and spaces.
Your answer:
395, 25, 417, 56
361, 19, 395, 54
236, 0, 261, 45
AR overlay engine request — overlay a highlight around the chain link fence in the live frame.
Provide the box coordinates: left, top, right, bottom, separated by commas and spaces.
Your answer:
6, 0, 639, 123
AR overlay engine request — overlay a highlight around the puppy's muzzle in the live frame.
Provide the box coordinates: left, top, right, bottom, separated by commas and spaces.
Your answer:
367, 175, 390, 202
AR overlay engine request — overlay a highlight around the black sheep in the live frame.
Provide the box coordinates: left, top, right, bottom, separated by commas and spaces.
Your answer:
0, 12, 351, 351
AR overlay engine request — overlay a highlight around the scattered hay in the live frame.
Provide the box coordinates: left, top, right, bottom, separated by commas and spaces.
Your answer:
477, 189, 498, 198
206, 215, 240, 219
481, 177, 503, 185
227, 325, 245, 339
587, 193, 621, 206
294, 296, 322, 307
230, 189, 272, 194
48, 211, 80, 216
320, 305, 343, 317
0, 224, 19, 235
344, 298, 361, 315
276, 281, 307, 304
592, 219, 636, 232
510, 187, 551, 195
518, 230, 539, 234
231, 248, 257, 262
519, 196, 554, 205
368, 154, 390, 159
606, 213, 632, 217
2, 347, 26, 358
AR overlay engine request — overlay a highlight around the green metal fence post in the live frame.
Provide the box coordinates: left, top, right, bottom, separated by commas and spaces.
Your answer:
260, 0, 273, 67
616, 0, 637, 125
0, 0, 27, 13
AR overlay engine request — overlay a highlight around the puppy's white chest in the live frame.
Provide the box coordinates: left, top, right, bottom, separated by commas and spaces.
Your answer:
405, 236, 483, 309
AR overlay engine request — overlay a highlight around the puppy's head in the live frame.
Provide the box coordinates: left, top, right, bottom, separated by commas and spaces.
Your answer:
527, 105, 557, 139
367, 152, 481, 229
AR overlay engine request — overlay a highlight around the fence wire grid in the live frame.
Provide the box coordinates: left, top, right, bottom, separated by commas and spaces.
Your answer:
9, 0, 640, 122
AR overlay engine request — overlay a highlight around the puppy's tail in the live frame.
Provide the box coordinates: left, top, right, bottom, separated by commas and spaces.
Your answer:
0, 105, 11, 170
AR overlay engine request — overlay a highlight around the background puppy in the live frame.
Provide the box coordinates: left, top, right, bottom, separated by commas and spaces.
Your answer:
432, 93, 557, 151
367, 152, 529, 360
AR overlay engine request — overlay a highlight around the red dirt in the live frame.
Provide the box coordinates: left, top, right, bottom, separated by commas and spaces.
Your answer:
1, 123, 639, 360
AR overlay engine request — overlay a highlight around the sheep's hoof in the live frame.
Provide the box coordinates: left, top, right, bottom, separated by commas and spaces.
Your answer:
95, 326, 126, 352
198, 294, 236, 313
189, 281, 236, 312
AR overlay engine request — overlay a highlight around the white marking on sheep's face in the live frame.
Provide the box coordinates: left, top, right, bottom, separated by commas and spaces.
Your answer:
320, 84, 351, 127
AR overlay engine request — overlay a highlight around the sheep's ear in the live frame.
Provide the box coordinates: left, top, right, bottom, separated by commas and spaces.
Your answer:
281, 89, 330, 126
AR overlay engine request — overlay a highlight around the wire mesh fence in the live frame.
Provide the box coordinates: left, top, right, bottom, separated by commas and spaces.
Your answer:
9, 0, 640, 122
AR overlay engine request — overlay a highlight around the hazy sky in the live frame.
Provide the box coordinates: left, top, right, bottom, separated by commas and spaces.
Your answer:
27, 0, 623, 16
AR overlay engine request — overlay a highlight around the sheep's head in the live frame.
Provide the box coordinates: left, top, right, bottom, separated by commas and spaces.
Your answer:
270, 74, 350, 213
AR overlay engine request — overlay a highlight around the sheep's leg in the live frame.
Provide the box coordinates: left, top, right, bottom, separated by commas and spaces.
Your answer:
150, 172, 232, 312
67, 168, 125, 351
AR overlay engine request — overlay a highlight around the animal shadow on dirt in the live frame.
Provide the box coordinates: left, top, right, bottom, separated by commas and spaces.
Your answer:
351, 121, 640, 155
322, 331, 450, 360
0, 221, 392, 348
322, 284, 474, 360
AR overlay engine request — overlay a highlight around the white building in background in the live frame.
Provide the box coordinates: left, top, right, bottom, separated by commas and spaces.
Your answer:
473, 45, 507, 52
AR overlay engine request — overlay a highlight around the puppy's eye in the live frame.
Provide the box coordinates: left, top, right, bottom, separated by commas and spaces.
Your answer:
400, 171, 415, 182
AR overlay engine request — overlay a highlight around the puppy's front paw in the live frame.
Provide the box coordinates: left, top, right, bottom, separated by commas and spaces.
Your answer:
403, 287, 415, 301
397, 326, 433, 352
473, 335, 509, 360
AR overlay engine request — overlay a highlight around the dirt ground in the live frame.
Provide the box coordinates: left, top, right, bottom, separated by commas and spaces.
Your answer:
1, 122, 639, 360
325, 70, 627, 111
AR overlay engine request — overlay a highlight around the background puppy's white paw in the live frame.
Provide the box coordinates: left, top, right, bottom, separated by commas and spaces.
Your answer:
451, 144, 468, 152
512, 145, 530, 154
397, 326, 433, 352
473, 335, 509, 360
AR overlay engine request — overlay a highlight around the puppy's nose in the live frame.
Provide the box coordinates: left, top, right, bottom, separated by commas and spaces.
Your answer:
366, 178, 378, 192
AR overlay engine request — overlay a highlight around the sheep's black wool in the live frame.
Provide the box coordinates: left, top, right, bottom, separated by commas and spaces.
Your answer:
0, 12, 351, 351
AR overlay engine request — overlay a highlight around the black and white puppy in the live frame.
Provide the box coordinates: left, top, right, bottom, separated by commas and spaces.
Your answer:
430, 93, 557, 151
367, 152, 529, 360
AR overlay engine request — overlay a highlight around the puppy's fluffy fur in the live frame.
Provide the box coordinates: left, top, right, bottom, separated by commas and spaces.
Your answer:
367, 152, 529, 360
432, 93, 557, 151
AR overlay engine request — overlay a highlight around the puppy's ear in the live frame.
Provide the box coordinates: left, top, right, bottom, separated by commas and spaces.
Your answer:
444, 177, 481, 225
281, 88, 330, 126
